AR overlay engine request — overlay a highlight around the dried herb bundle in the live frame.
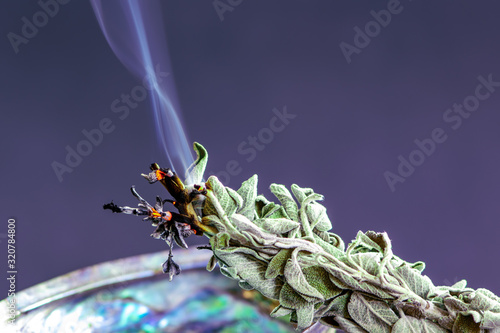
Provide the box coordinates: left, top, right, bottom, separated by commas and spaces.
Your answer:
105, 143, 500, 332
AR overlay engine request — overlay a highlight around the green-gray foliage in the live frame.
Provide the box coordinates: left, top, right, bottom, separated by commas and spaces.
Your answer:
188, 143, 500, 332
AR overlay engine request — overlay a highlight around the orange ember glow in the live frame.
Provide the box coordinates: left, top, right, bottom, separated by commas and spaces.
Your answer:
151, 209, 161, 218
155, 170, 166, 180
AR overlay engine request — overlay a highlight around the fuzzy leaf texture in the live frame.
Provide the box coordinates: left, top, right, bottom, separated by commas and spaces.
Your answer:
187, 143, 500, 332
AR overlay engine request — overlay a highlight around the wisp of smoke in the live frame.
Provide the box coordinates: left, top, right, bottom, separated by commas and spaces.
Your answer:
90, 0, 195, 182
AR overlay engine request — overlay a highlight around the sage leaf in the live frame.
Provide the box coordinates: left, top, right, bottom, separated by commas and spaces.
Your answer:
460, 310, 482, 323
470, 290, 498, 311
270, 183, 299, 221
327, 266, 394, 299
392, 316, 449, 333
284, 250, 324, 301
328, 232, 345, 251
321, 291, 351, 318
302, 266, 343, 300
301, 193, 332, 232
314, 230, 344, 253
236, 174, 258, 220
262, 202, 280, 217
202, 215, 227, 233
450, 280, 468, 291
335, 316, 369, 333
452, 313, 481, 333
348, 252, 383, 276
477, 288, 500, 304
270, 305, 293, 318
312, 232, 343, 257
259, 218, 300, 235
444, 296, 469, 315
352, 231, 391, 255
226, 187, 243, 211
291, 184, 314, 205
184, 142, 207, 184
204, 176, 237, 217
265, 248, 293, 279
255, 195, 270, 218
209, 231, 231, 249
206, 254, 217, 271
314, 229, 330, 243
238, 280, 253, 290
219, 265, 238, 279
222, 252, 282, 299
307, 203, 332, 232
279, 282, 310, 310
394, 262, 435, 299
296, 303, 315, 330
437, 316, 455, 331
278, 283, 316, 330
347, 292, 398, 333
265, 206, 290, 220
481, 310, 500, 330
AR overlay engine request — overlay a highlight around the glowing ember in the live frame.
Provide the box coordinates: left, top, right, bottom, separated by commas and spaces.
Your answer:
104, 144, 214, 280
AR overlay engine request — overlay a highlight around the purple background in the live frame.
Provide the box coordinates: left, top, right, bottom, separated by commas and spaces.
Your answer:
2, 0, 500, 299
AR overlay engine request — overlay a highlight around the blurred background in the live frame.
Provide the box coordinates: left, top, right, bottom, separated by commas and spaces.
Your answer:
1, 0, 499, 299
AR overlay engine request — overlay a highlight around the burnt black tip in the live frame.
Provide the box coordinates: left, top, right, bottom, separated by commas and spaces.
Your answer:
103, 202, 122, 213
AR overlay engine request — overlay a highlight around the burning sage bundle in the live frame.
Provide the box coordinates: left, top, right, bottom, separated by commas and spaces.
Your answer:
104, 142, 500, 332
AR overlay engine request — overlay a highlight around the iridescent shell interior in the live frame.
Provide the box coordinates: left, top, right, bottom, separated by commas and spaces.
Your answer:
0, 249, 296, 332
